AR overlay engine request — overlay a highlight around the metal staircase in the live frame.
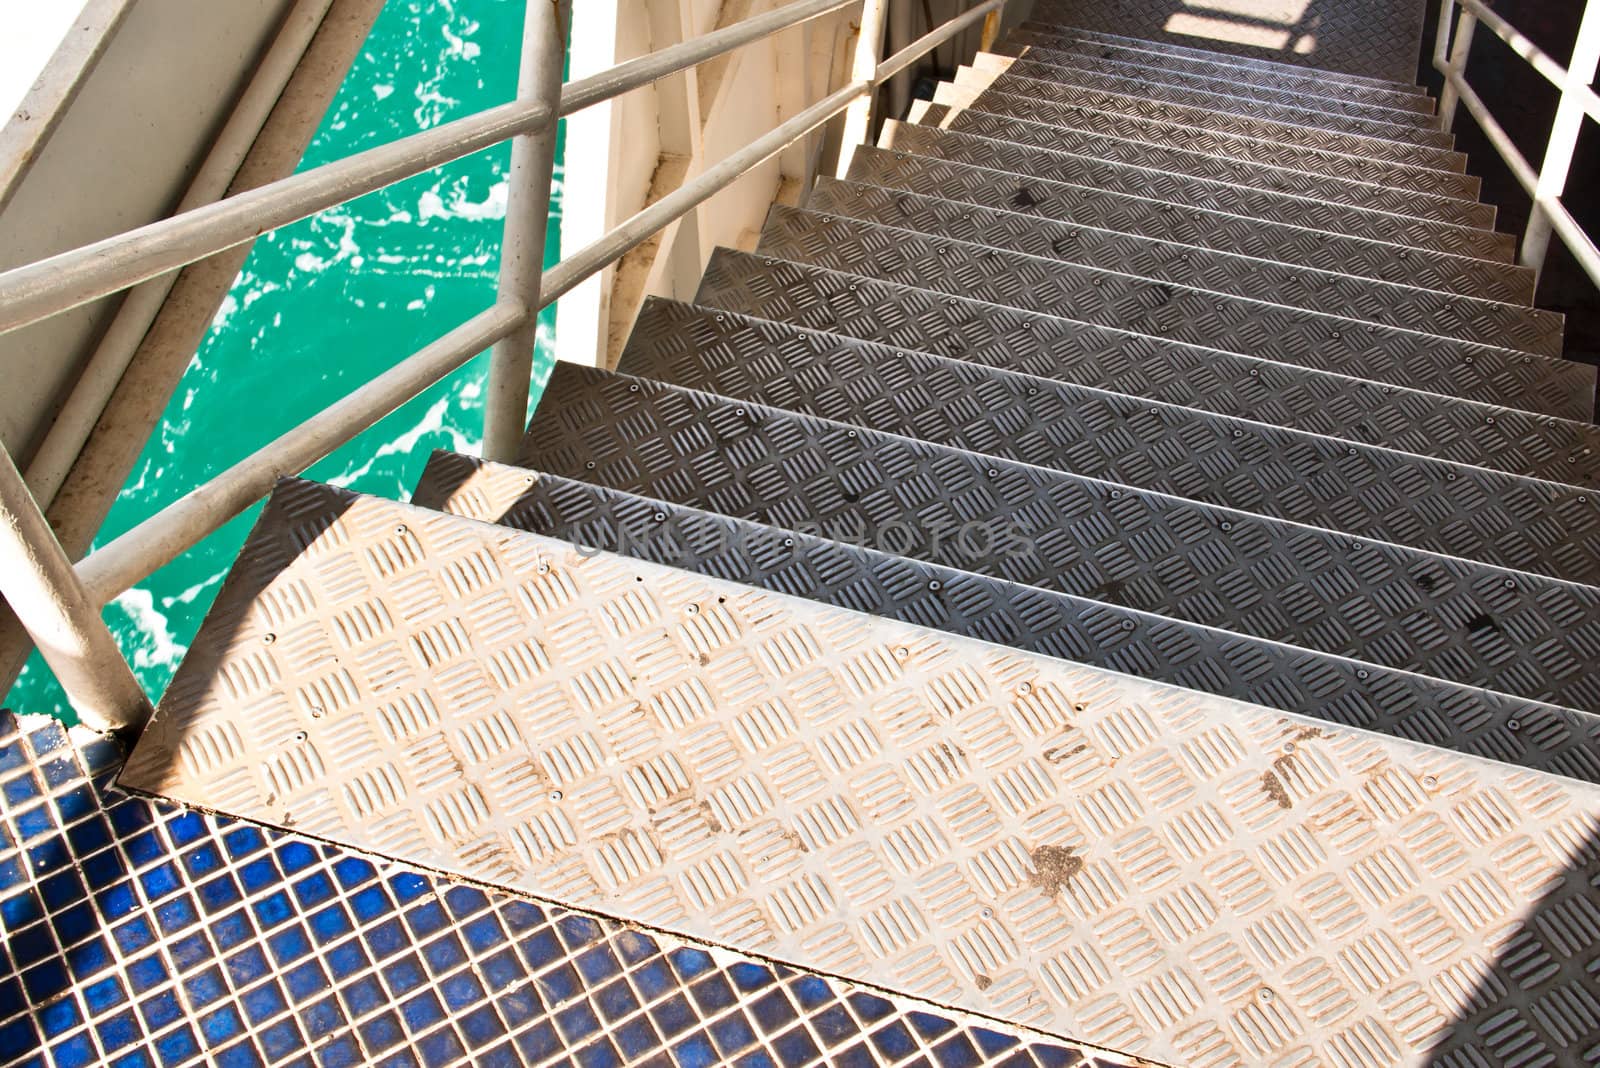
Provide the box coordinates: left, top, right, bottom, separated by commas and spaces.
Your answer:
8, 3, 1600, 1066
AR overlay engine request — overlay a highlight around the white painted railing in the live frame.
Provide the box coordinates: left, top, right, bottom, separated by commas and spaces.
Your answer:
0, 0, 1006, 731
1434, 0, 1600, 286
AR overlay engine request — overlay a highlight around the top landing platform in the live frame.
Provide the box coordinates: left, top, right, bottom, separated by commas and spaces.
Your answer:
1027, 0, 1429, 85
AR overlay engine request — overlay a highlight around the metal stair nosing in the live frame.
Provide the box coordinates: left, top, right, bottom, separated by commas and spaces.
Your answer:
753, 206, 1593, 418
692, 249, 1600, 489
808, 176, 1561, 354
991, 32, 1436, 114
522, 362, 1600, 713
617, 297, 1600, 587
1014, 19, 1428, 94
911, 104, 1497, 231
0, 713, 1118, 1068
118, 478, 1600, 1068
927, 84, 1480, 201
947, 66, 1464, 168
412, 451, 1600, 785
968, 51, 1444, 133
878, 121, 1515, 263
845, 146, 1533, 305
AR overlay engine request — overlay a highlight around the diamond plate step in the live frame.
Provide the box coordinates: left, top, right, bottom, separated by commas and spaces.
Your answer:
693, 250, 1600, 487
846, 147, 1532, 304
948, 67, 1462, 169
910, 105, 1496, 231
524, 363, 1600, 712
122, 479, 1600, 1068
927, 84, 1478, 201
1017, 12, 1427, 89
753, 208, 1590, 415
618, 298, 1598, 586
970, 51, 1441, 132
880, 122, 1514, 263
416, 452, 1600, 782
993, 32, 1435, 114
809, 177, 1560, 355
0, 713, 1113, 1068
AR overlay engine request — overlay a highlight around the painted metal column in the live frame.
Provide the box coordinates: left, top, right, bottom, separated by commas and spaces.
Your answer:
1437, 2, 1476, 134
0, 446, 150, 733
834, 0, 889, 177
1520, 0, 1600, 282
483, 0, 571, 462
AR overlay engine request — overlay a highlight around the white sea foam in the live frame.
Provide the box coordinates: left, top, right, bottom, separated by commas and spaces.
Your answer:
112, 588, 188, 675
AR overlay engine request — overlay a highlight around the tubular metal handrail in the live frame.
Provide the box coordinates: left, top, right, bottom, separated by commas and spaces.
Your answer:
0, 0, 1007, 731
1433, 0, 1600, 286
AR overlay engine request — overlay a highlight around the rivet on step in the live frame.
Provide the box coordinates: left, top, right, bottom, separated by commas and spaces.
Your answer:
1356, 670, 1369, 680
1423, 775, 1438, 788
628, 384, 639, 392
1348, 448, 1357, 456
1121, 620, 1135, 631
847, 430, 858, 438
585, 461, 596, 470
1283, 742, 1296, 754
687, 603, 700, 615
395, 525, 407, 535
1249, 370, 1259, 377
735, 408, 746, 417
782, 538, 794, 548
1220, 521, 1233, 531
1110, 490, 1121, 500
1017, 682, 1032, 695
1260, 989, 1275, 1002
715, 314, 725, 322
309, 707, 325, 719
549, 790, 563, 802
1504, 579, 1516, 589
536, 563, 549, 575
1331, 331, 1341, 340
1508, 718, 1521, 731
1447, 473, 1456, 480
981, 907, 994, 919
894, 647, 909, 659
1464, 356, 1473, 363
1232, 430, 1242, 438
928, 580, 942, 591
653, 512, 666, 522
292, 731, 308, 743
986, 468, 999, 477
262, 633, 276, 645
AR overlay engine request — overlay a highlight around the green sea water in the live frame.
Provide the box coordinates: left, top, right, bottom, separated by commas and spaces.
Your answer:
6, 0, 560, 724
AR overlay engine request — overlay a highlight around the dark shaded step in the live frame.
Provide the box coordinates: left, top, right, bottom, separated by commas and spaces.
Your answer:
994, 32, 1435, 114
522, 363, 1600, 711
693, 250, 1600, 486
809, 177, 1560, 354
909, 105, 1495, 229
976, 52, 1441, 132
847, 146, 1531, 304
619, 298, 1599, 585
754, 207, 1591, 415
926, 84, 1476, 199
414, 452, 1600, 783
951, 67, 1462, 169
881, 121, 1513, 262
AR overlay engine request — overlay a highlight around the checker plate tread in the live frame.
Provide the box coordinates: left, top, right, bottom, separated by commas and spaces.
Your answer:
914, 106, 1496, 230
0, 713, 1120, 1068
754, 208, 1590, 417
930, 85, 1478, 200
959, 68, 1462, 169
617, 298, 1598, 585
880, 122, 1513, 263
692, 250, 1600, 487
522, 364, 1600, 711
846, 146, 1532, 304
995, 32, 1433, 113
979, 52, 1441, 131
411, 453, 1600, 783
123, 480, 1600, 1068
809, 177, 1558, 353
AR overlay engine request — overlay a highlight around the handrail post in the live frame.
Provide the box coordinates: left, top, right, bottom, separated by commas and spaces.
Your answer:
1520, 0, 1600, 284
483, 0, 571, 462
0, 445, 150, 733
1437, 0, 1476, 134
834, 0, 890, 177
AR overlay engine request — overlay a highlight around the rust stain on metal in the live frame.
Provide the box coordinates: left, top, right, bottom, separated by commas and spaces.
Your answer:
1028, 844, 1082, 897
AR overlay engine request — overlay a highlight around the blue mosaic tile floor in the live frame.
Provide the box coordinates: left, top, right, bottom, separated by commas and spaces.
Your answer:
0, 712, 1128, 1066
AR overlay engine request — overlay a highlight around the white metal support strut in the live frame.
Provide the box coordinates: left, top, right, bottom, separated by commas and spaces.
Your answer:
483, 0, 572, 462
0, 446, 149, 733
1521, 1, 1600, 283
